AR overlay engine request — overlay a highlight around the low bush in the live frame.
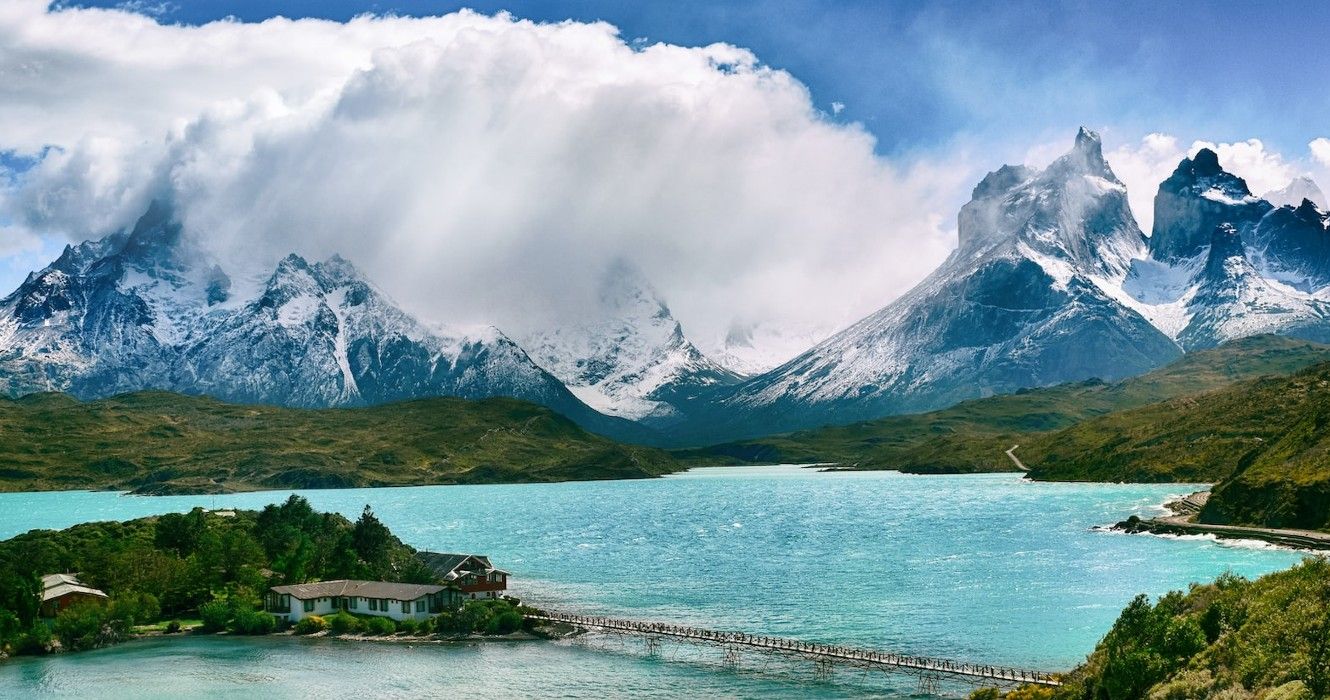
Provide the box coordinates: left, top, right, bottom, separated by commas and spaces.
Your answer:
396, 618, 418, 635
294, 615, 327, 635
228, 606, 276, 635
165, 620, 182, 634
363, 616, 396, 636
327, 611, 361, 635
13, 623, 52, 655
199, 599, 231, 633
416, 616, 435, 635
435, 600, 527, 637
107, 592, 160, 628
54, 602, 120, 651
485, 610, 523, 635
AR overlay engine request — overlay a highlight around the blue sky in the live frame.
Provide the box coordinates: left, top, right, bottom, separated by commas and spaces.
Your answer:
63, 0, 1330, 159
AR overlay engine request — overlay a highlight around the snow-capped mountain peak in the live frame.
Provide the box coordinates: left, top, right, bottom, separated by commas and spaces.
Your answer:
1264, 176, 1327, 210
0, 202, 640, 440
521, 259, 739, 424
686, 128, 1179, 442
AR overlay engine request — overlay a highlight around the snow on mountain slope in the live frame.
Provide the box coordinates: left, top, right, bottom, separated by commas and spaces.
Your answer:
520, 260, 740, 424
1115, 151, 1330, 350
684, 128, 1181, 441
0, 201, 645, 440
1177, 223, 1330, 348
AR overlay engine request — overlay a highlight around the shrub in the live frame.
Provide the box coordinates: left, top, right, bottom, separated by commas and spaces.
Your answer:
54, 602, 118, 651
165, 620, 182, 634
1265, 681, 1314, 700
327, 611, 361, 635
199, 599, 231, 633
485, 610, 522, 636
228, 606, 276, 635
396, 618, 418, 635
0, 609, 21, 650
108, 591, 161, 627
294, 615, 327, 635
14, 623, 52, 655
363, 616, 396, 636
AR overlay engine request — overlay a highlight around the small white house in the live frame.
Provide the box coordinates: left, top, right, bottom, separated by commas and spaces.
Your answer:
265, 580, 457, 623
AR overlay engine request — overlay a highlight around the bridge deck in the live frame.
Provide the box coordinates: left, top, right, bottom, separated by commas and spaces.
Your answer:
528, 611, 1061, 687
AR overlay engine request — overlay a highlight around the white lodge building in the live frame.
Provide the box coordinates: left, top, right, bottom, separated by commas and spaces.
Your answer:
264, 580, 459, 623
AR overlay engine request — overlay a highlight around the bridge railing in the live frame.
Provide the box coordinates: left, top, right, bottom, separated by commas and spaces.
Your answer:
527, 611, 1061, 687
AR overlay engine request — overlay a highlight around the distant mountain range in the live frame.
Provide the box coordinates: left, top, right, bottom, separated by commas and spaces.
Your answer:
2, 128, 1327, 447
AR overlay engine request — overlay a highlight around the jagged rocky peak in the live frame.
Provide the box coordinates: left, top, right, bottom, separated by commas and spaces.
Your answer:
1054, 125, 1113, 177
1263, 176, 1326, 210
1150, 148, 1271, 262
518, 258, 738, 424
956, 126, 1142, 279
1249, 196, 1330, 290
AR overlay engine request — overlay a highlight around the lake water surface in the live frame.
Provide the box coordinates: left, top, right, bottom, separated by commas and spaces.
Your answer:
0, 467, 1307, 697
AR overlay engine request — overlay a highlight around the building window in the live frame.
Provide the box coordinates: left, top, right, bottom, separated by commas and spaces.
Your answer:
368, 598, 378, 611
415, 600, 425, 613
350, 597, 358, 610
401, 601, 410, 614
303, 599, 315, 612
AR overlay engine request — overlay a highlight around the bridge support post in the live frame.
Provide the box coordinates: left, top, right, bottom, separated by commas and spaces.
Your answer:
644, 636, 660, 657
813, 658, 833, 682
723, 647, 740, 669
917, 674, 939, 695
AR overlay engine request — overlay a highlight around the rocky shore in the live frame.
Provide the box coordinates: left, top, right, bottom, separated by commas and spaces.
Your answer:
1113, 490, 1330, 550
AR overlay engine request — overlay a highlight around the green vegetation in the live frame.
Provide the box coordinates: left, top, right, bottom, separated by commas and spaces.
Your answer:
679, 336, 1330, 473
0, 391, 681, 495
293, 615, 327, 635
0, 495, 427, 655
981, 558, 1330, 700
1021, 360, 1330, 530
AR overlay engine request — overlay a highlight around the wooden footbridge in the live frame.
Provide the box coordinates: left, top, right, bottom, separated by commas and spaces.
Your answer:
527, 610, 1061, 690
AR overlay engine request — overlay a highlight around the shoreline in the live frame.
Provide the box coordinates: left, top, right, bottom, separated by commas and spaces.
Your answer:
4, 622, 576, 663
1113, 490, 1330, 551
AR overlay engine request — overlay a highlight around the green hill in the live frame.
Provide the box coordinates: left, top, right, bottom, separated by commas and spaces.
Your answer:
678, 335, 1330, 474
1022, 359, 1330, 530
0, 391, 682, 495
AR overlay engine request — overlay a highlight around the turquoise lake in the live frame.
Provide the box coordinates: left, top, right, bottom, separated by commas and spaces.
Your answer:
0, 467, 1309, 698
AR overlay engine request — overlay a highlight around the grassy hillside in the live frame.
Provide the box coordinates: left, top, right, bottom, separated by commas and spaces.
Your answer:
1022, 360, 1330, 530
0, 391, 682, 495
982, 558, 1330, 700
678, 336, 1330, 473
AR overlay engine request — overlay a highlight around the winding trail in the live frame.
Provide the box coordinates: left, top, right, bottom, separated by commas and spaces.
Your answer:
1004, 445, 1028, 472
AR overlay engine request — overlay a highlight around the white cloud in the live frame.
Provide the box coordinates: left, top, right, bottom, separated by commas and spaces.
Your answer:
1106, 132, 1183, 235
1311, 138, 1330, 168
1189, 138, 1297, 199
0, 1, 968, 351
1107, 133, 1317, 234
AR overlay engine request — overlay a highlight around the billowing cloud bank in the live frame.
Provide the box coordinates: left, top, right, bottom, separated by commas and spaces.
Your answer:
0, 0, 964, 351
2, 1, 1326, 359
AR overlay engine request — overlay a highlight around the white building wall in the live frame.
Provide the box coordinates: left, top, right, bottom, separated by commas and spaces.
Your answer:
276, 594, 437, 623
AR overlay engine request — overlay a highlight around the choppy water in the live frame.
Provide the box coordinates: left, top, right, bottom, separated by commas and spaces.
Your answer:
0, 467, 1306, 697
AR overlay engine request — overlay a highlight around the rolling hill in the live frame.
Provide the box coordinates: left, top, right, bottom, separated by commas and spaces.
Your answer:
0, 391, 682, 495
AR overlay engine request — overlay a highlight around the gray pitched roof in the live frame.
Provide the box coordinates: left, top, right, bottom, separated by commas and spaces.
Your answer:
269, 579, 444, 601
40, 573, 107, 602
